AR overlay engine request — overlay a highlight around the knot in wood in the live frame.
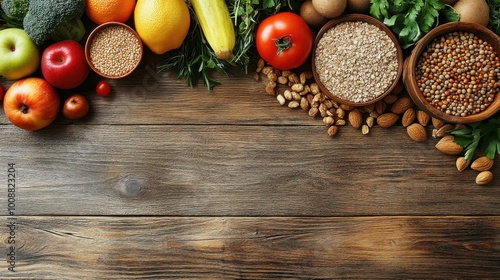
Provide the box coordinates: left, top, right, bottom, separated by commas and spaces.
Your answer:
119, 177, 147, 197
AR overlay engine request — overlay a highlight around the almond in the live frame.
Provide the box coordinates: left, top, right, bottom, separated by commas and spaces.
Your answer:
432, 117, 445, 129
348, 109, 363, 128
407, 123, 427, 142
375, 100, 387, 115
383, 94, 398, 104
435, 135, 464, 155
390, 97, 413, 114
377, 113, 399, 128
416, 110, 430, 126
402, 108, 415, 127
475, 171, 494, 186
456, 157, 470, 172
435, 124, 454, 138
471, 156, 494, 172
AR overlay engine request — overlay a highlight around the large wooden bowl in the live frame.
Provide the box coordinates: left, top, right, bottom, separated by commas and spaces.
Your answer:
311, 14, 404, 107
403, 22, 500, 124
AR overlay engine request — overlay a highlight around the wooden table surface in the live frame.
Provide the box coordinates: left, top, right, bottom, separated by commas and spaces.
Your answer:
1, 42, 499, 279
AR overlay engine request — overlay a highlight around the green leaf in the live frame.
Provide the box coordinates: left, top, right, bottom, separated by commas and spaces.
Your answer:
383, 14, 399, 26
484, 140, 497, 159
442, 5, 460, 22
263, 0, 275, 9
450, 128, 474, 137
405, 0, 424, 22
427, 0, 445, 10
392, 0, 412, 14
370, 0, 390, 21
453, 135, 473, 148
419, 1, 440, 33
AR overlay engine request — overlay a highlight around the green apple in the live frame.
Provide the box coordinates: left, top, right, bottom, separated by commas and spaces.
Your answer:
0, 28, 40, 80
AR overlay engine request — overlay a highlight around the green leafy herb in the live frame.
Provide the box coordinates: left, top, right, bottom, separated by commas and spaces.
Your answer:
370, 0, 459, 49
156, 0, 298, 90
486, 0, 500, 35
450, 117, 500, 161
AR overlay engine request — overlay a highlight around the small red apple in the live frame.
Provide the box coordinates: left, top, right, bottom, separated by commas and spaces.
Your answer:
63, 94, 89, 120
0, 84, 4, 101
3, 77, 60, 131
41, 40, 89, 89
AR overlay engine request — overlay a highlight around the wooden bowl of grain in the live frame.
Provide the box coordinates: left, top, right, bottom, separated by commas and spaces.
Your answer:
312, 14, 404, 107
85, 22, 143, 79
403, 22, 500, 124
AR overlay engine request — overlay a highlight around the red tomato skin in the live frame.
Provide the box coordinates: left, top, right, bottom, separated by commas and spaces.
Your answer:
256, 12, 314, 70
96, 81, 111, 97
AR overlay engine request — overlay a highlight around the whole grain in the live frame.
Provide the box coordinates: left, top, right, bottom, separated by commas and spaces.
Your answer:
89, 25, 142, 77
314, 21, 399, 103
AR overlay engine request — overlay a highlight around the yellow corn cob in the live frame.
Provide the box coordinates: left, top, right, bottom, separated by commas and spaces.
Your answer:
190, 0, 236, 60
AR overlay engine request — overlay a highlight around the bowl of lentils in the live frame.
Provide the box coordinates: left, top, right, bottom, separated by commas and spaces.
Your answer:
312, 14, 404, 107
85, 22, 143, 79
404, 22, 500, 124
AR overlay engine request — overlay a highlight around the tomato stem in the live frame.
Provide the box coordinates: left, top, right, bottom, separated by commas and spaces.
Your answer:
273, 34, 292, 55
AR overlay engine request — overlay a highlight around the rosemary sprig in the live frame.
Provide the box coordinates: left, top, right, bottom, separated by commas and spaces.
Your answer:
156, 0, 298, 90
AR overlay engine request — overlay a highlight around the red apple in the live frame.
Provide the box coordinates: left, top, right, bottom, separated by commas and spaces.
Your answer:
63, 94, 89, 120
41, 40, 89, 89
3, 77, 60, 131
0, 84, 4, 101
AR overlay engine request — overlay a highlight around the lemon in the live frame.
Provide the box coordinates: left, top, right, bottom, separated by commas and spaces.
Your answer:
134, 0, 190, 55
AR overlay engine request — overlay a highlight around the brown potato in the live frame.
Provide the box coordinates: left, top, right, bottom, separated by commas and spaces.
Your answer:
300, 0, 329, 29
454, 0, 490, 26
312, 0, 347, 19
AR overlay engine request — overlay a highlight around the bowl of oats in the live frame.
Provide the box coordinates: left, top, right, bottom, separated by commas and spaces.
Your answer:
85, 22, 143, 79
312, 14, 404, 107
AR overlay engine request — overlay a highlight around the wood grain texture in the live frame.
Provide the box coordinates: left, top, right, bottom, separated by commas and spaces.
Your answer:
3, 216, 499, 279
0, 124, 497, 216
0, 25, 498, 278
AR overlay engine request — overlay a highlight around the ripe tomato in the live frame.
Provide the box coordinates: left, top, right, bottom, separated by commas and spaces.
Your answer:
256, 12, 314, 70
63, 94, 89, 120
96, 80, 111, 97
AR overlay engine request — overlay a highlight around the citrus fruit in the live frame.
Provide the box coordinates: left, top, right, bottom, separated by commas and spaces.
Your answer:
85, 0, 136, 25
134, 0, 190, 55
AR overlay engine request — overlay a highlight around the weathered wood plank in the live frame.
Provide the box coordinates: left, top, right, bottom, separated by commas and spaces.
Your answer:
0, 69, 317, 126
0, 124, 497, 216
3, 216, 499, 279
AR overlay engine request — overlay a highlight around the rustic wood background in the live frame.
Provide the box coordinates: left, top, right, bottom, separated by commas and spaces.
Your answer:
0, 36, 499, 279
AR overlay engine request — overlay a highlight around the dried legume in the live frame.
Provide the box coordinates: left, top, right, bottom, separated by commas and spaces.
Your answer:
416, 31, 500, 117
314, 21, 399, 103
89, 25, 142, 77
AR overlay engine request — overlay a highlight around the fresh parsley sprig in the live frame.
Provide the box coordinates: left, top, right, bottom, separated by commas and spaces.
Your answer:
486, 0, 500, 35
370, 0, 459, 49
450, 117, 500, 161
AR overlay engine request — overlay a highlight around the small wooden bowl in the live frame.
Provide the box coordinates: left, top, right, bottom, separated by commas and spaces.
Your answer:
85, 22, 143, 79
311, 14, 404, 107
403, 22, 500, 124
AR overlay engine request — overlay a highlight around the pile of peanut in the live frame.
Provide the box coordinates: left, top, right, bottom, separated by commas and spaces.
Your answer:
254, 58, 495, 186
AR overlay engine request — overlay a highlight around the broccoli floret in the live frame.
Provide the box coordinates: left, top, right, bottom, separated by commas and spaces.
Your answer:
23, 0, 86, 45
0, 0, 29, 29
1, 0, 29, 19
